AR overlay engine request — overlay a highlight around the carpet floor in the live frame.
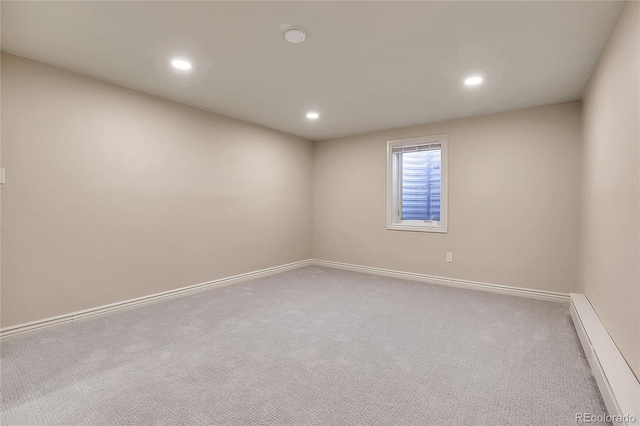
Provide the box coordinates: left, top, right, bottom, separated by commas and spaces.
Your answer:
1, 266, 608, 425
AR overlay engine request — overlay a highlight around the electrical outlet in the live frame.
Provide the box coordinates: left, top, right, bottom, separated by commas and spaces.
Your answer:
446, 252, 453, 263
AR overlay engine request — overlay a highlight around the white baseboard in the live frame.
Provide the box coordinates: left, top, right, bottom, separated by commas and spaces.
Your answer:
313, 259, 570, 303
0, 259, 314, 340
0, 258, 571, 341
570, 293, 639, 425
4, 259, 633, 423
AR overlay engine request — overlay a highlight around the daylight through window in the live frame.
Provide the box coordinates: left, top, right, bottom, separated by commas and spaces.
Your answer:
387, 135, 448, 233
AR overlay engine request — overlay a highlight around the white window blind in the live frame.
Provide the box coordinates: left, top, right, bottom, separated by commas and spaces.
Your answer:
391, 142, 441, 154
387, 134, 447, 233
399, 148, 442, 221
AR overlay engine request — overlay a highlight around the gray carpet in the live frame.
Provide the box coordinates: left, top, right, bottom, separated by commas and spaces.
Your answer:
1, 266, 608, 425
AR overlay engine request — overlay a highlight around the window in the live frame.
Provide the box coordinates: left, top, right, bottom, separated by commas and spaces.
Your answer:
387, 134, 448, 233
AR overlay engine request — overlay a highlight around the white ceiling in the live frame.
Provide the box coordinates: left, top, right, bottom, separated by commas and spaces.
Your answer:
1, 1, 625, 141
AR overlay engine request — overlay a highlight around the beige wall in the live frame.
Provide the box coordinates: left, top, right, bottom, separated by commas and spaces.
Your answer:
313, 102, 582, 294
0, 53, 313, 328
3, 7, 637, 385
581, 2, 639, 379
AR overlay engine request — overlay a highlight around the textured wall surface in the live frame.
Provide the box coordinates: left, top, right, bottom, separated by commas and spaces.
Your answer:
313, 102, 582, 294
1, 53, 313, 327
581, 2, 640, 379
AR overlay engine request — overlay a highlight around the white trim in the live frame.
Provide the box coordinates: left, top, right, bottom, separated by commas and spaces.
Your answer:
0, 258, 575, 342
313, 259, 569, 303
387, 221, 448, 233
570, 294, 639, 425
387, 134, 448, 233
0, 259, 314, 341
5, 258, 633, 422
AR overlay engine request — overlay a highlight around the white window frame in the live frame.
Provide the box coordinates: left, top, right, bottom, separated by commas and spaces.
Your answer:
386, 134, 448, 233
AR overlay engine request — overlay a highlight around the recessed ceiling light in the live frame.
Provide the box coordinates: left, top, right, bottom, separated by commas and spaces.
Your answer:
306, 111, 319, 120
171, 58, 192, 71
285, 28, 306, 44
464, 76, 484, 86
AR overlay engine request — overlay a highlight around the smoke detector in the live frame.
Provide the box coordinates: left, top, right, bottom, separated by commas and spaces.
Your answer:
284, 28, 306, 44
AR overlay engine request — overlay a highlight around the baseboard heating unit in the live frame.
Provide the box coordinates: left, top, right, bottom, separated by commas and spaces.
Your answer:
570, 293, 639, 425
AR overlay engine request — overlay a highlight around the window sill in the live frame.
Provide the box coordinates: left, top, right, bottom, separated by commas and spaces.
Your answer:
387, 222, 448, 233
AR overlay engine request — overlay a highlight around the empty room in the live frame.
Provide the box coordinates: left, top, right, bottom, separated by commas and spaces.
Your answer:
1, 1, 638, 425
